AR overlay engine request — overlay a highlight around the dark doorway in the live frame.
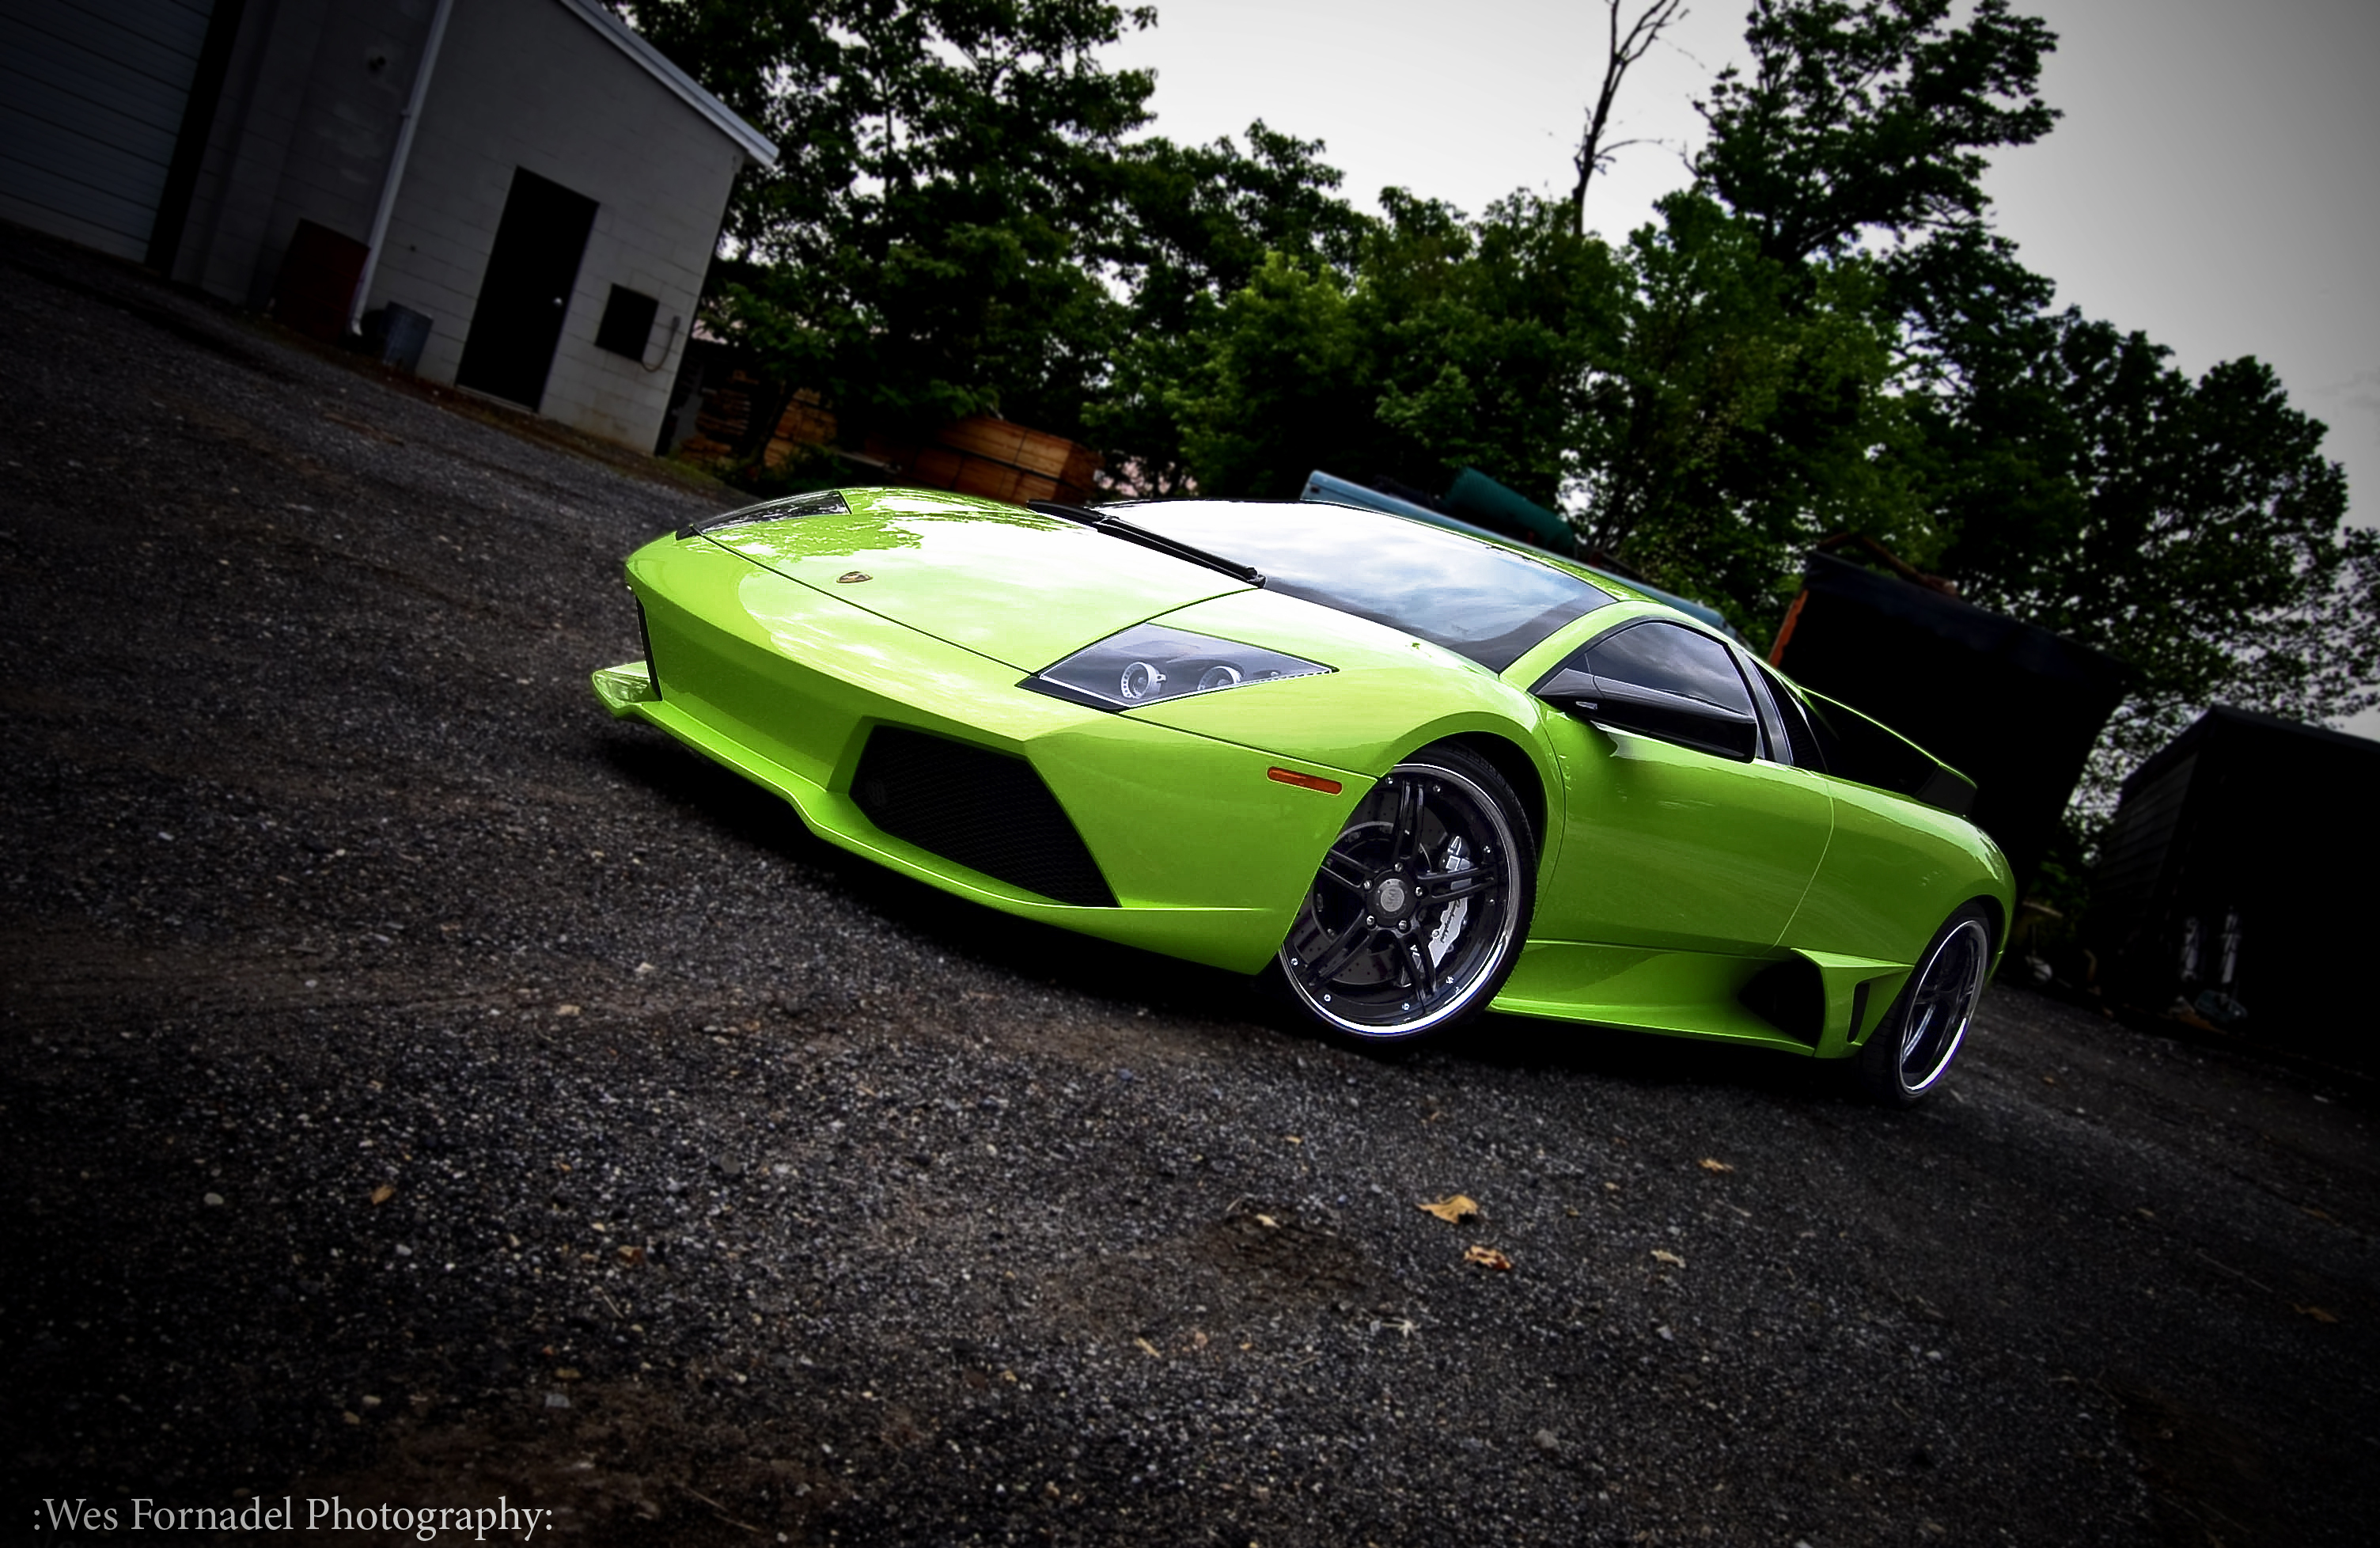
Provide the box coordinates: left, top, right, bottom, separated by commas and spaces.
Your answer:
456, 168, 597, 409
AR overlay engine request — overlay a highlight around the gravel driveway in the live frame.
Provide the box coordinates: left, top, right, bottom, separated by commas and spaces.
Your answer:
5, 220, 2376, 1546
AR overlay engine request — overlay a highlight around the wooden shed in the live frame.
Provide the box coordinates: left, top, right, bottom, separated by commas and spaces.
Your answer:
2087, 708, 2380, 1069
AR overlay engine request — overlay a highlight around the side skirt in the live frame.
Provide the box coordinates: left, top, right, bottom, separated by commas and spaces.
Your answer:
1491, 941, 1909, 1059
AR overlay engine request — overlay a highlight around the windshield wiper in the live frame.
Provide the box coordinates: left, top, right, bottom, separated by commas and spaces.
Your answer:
1028, 500, 1264, 587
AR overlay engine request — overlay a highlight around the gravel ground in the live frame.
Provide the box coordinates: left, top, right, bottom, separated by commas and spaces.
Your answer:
5, 219, 2377, 1546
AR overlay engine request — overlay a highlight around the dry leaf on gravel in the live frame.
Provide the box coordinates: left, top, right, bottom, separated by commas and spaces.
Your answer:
369, 1185, 395, 1206
1463, 1245, 1513, 1271
1651, 1248, 1686, 1267
1419, 1194, 1481, 1223
2295, 1304, 2341, 1324
617, 1245, 646, 1265
1699, 1158, 1734, 1173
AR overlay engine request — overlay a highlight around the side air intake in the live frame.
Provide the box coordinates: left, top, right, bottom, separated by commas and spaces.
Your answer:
851, 727, 1118, 908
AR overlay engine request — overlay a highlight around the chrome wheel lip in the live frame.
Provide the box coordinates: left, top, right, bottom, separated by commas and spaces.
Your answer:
1279, 761, 1524, 1040
1897, 917, 1991, 1095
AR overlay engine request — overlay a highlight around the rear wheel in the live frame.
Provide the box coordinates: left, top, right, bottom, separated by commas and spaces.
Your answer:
1855, 905, 1992, 1106
1275, 744, 1534, 1045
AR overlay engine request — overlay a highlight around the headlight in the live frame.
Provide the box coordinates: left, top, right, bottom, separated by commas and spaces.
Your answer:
1029, 624, 1331, 710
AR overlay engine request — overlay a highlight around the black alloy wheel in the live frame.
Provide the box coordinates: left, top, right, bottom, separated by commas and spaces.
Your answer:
1855, 905, 1993, 1106
1276, 744, 1534, 1043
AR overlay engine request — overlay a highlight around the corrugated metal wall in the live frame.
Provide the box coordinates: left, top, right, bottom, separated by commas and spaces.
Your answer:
0, 0, 215, 259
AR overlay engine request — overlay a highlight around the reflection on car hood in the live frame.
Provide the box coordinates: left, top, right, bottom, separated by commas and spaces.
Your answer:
699, 489, 1249, 670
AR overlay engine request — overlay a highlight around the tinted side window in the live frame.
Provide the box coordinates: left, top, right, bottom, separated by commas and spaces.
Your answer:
1584, 623, 1756, 717
1732, 650, 1787, 763
1800, 691, 1939, 799
1754, 662, 1825, 770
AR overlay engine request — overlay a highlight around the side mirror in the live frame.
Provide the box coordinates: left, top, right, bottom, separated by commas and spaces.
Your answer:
1537, 668, 1759, 761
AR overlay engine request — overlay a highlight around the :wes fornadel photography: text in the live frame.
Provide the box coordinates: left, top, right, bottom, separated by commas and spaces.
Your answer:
36, 1496, 554, 1538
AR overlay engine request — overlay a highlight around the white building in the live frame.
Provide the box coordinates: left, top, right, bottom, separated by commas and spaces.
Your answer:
0, 0, 776, 450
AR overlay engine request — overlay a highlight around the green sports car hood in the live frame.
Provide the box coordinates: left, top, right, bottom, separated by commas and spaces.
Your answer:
688, 487, 1249, 670
636, 486, 1578, 780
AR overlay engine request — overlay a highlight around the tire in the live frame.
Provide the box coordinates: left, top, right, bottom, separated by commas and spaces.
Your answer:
1273, 743, 1535, 1045
1854, 905, 1993, 1106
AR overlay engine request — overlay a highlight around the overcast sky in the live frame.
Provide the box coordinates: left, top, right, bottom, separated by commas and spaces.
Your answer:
1109, 0, 2380, 731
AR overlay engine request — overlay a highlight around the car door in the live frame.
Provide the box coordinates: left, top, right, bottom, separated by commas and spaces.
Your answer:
1530, 619, 1835, 954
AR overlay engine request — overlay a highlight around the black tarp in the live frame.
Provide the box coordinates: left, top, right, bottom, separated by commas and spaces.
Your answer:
1771, 551, 2128, 891
2086, 708, 2380, 1072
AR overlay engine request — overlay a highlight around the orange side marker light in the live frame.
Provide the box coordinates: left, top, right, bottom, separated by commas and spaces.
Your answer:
1268, 767, 1343, 795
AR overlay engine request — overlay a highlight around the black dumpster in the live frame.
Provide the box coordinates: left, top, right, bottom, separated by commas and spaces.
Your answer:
1769, 549, 2128, 892
2086, 707, 2380, 1071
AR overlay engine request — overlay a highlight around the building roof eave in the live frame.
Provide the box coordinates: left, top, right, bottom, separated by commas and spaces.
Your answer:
551, 0, 780, 167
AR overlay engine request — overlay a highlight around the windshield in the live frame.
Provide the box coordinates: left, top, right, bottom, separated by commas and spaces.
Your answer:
1109, 500, 1614, 671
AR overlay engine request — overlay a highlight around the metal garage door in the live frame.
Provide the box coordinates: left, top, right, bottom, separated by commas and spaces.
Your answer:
0, 0, 217, 260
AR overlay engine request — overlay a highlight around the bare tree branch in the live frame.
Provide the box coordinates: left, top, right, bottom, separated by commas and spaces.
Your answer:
1571, 0, 1688, 236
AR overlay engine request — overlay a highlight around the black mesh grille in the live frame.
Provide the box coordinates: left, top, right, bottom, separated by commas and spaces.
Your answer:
851, 727, 1117, 908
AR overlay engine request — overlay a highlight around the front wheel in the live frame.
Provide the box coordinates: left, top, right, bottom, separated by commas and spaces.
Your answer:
1854, 905, 1993, 1106
1274, 744, 1535, 1045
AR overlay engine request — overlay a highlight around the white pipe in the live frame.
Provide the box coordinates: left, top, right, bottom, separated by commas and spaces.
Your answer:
348, 0, 457, 332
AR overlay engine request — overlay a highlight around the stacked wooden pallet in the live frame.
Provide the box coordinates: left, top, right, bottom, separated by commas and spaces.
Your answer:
892, 415, 1100, 506
689, 372, 1100, 505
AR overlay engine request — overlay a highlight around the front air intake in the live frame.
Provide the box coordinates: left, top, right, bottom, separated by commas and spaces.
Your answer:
851, 727, 1118, 908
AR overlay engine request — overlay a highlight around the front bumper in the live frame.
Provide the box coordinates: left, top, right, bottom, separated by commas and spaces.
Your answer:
593, 537, 1373, 973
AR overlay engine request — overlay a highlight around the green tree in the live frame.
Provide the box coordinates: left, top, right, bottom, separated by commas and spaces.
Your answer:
1575, 191, 1920, 628
1086, 122, 1373, 493
1928, 319, 2379, 811
620, 0, 1159, 447
1591, 0, 2061, 628
1165, 251, 1375, 499
1687, 0, 2372, 819
1365, 192, 1623, 507
1163, 192, 1622, 507
1693, 0, 2060, 266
